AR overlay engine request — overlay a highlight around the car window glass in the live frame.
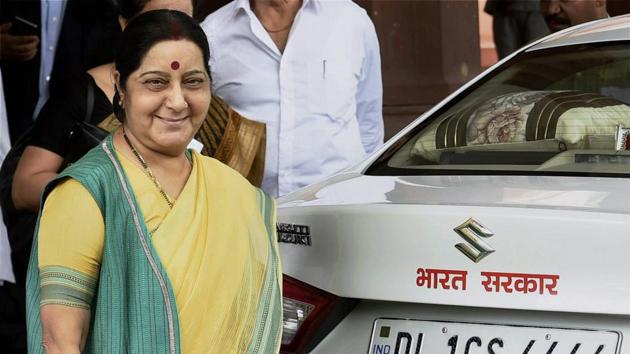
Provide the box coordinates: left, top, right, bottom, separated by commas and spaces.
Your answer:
379, 43, 630, 177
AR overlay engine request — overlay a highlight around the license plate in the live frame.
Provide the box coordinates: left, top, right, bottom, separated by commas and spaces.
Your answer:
369, 318, 620, 354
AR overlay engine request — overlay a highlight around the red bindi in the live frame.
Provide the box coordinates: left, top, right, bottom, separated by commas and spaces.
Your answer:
170, 61, 180, 70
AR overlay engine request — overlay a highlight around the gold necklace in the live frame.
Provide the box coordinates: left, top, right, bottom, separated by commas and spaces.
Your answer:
122, 128, 174, 209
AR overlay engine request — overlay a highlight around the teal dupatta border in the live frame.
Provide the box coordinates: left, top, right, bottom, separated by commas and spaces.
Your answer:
39, 265, 97, 310
247, 189, 283, 353
100, 135, 181, 354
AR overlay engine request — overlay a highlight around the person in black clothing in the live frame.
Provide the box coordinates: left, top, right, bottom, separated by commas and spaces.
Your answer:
0, 0, 41, 144
0, 0, 119, 144
0, 1, 118, 352
46, 0, 121, 101
485, 0, 550, 59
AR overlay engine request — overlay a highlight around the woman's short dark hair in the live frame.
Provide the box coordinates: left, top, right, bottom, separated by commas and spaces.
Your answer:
113, 9, 210, 121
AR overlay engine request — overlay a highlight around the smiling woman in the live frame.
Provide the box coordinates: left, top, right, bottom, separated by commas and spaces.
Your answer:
115, 39, 211, 160
25, 10, 282, 354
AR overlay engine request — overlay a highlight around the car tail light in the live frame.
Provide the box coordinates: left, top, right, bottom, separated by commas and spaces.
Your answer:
281, 275, 357, 353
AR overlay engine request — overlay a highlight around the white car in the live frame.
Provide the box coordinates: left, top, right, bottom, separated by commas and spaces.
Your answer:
277, 16, 630, 354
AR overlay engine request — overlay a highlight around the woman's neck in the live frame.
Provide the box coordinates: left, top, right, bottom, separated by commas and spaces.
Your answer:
113, 128, 192, 201
117, 128, 189, 168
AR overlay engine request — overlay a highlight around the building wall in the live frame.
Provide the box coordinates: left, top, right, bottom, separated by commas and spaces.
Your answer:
356, 0, 483, 138
608, 0, 630, 16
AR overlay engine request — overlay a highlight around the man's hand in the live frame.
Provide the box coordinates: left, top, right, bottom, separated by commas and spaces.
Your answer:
0, 22, 39, 61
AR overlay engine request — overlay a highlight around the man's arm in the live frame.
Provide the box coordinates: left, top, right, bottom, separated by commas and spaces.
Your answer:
355, 13, 384, 155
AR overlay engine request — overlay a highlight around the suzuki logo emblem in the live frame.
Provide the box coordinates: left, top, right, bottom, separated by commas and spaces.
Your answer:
454, 218, 495, 263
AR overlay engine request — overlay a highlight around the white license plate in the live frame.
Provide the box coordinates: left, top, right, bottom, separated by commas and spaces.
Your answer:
369, 318, 620, 354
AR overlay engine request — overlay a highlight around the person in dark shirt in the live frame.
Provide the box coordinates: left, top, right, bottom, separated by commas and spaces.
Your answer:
0, 0, 119, 143
485, 0, 550, 59
0, 1, 42, 143
12, 0, 194, 212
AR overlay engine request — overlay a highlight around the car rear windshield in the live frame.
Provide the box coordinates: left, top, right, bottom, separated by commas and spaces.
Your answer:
369, 42, 630, 177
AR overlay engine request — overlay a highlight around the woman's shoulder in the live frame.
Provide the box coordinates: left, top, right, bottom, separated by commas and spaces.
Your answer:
56, 71, 95, 98
48, 71, 109, 110
29, 72, 111, 155
32, 72, 96, 124
61, 144, 113, 180
39, 144, 111, 207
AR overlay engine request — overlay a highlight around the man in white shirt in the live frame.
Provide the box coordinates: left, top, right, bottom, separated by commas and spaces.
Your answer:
201, 0, 383, 196
0, 69, 15, 286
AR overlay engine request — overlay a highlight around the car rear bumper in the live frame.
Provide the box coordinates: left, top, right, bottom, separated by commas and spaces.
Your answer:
311, 300, 628, 353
